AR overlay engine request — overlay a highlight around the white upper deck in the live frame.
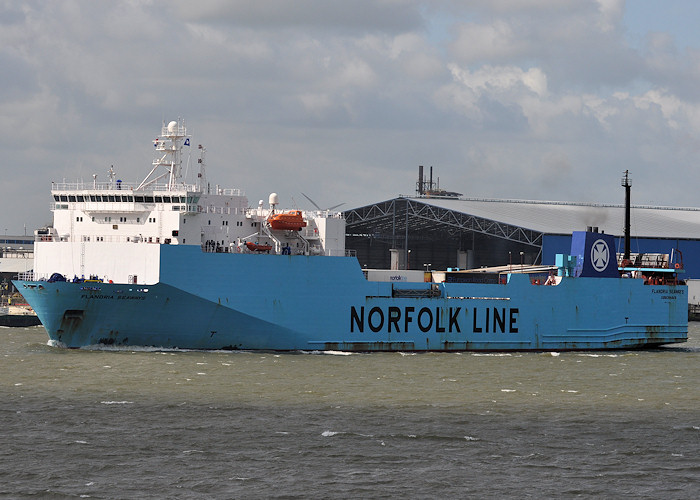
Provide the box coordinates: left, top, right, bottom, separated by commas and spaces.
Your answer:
31, 119, 346, 284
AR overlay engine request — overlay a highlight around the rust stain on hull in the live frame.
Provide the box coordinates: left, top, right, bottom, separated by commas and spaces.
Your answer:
324, 341, 415, 352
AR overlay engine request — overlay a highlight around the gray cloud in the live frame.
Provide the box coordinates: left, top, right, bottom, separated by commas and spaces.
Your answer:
172, 0, 426, 33
2, 0, 700, 234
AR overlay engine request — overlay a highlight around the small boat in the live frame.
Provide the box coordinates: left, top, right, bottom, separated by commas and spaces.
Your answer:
245, 241, 272, 252
268, 210, 307, 231
0, 305, 41, 327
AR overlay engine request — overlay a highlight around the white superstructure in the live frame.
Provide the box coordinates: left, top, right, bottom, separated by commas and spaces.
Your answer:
32, 119, 346, 284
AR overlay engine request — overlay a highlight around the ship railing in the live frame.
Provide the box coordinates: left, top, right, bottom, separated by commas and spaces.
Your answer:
51, 181, 200, 192
52, 181, 137, 191
202, 206, 237, 215
17, 271, 35, 281
51, 201, 202, 214
307, 210, 346, 219
34, 234, 174, 244
217, 188, 243, 196
0, 249, 33, 258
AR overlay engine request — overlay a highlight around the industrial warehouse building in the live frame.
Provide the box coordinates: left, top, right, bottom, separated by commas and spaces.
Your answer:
344, 196, 700, 279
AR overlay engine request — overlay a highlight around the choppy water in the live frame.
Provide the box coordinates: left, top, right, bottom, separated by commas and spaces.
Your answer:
1, 325, 698, 499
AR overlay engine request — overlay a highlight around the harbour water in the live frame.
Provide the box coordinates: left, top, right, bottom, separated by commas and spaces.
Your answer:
1, 325, 698, 499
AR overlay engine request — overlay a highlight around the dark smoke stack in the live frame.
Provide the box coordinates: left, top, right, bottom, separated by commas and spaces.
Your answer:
418, 165, 424, 195
621, 170, 631, 260
429, 166, 433, 192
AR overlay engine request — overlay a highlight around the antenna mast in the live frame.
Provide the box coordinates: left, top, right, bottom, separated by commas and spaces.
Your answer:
197, 144, 207, 193
621, 170, 632, 260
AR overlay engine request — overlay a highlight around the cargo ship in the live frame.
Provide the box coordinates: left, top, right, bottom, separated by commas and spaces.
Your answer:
14, 119, 687, 350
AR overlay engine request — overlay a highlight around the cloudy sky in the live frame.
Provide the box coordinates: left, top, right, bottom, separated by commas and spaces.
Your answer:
2, 0, 700, 235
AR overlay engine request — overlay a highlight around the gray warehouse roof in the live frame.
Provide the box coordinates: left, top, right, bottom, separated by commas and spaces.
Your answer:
410, 197, 700, 239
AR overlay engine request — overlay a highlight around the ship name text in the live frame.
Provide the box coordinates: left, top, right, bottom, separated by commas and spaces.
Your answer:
350, 306, 519, 334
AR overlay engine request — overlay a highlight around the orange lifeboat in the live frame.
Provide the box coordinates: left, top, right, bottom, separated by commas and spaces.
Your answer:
245, 242, 272, 252
268, 210, 307, 231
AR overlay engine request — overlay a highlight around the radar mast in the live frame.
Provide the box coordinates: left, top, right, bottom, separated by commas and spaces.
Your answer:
136, 118, 190, 191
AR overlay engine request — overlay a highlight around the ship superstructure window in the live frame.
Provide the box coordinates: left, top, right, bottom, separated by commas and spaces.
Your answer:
155, 196, 163, 203
135, 195, 144, 202
145, 196, 154, 203
60, 195, 68, 202
163, 196, 171, 203
77, 195, 84, 202
68, 195, 76, 202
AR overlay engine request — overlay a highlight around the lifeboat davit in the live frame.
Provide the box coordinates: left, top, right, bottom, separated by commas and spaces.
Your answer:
268, 210, 307, 231
245, 242, 272, 252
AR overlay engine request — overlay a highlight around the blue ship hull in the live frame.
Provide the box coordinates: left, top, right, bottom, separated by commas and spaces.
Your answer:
14, 246, 687, 351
